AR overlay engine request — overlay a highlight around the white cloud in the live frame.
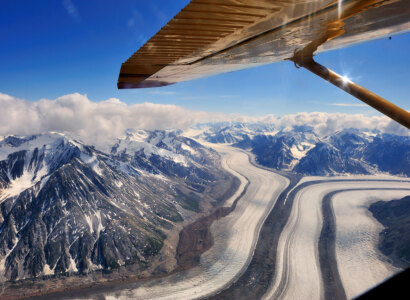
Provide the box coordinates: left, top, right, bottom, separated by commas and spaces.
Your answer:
271, 112, 409, 136
0, 92, 407, 150
0, 92, 216, 147
207, 111, 408, 137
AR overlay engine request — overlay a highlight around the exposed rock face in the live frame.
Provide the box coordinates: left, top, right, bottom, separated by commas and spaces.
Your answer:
293, 141, 370, 175
249, 129, 318, 171
0, 131, 230, 282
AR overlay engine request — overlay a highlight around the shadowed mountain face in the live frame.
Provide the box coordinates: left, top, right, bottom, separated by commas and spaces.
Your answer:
369, 195, 410, 269
199, 124, 410, 176
0, 131, 230, 281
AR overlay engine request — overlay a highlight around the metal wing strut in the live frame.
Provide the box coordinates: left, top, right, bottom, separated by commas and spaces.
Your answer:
291, 57, 410, 129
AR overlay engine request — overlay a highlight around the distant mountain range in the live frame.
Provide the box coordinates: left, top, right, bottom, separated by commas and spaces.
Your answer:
0, 123, 408, 283
197, 123, 410, 176
0, 130, 232, 281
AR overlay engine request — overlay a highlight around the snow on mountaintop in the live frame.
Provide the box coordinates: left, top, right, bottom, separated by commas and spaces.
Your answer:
0, 133, 87, 202
189, 122, 278, 144
193, 122, 409, 176
0, 130, 208, 189
112, 129, 199, 167
289, 142, 315, 160
0, 129, 202, 173
0, 132, 82, 161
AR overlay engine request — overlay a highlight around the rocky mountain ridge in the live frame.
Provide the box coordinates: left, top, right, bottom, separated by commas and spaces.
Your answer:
197, 123, 410, 176
0, 131, 233, 282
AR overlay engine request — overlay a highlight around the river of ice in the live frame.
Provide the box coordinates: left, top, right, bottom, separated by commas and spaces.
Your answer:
213, 144, 248, 207
263, 179, 410, 300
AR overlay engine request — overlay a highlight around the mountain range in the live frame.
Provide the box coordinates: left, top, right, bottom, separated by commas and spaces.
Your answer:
197, 123, 410, 176
0, 130, 233, 282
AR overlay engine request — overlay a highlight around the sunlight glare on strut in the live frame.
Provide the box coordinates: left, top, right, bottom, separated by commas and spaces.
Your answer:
341, 75, 352, 85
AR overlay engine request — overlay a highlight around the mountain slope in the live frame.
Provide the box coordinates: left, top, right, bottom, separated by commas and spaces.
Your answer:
0, 132, 233, 281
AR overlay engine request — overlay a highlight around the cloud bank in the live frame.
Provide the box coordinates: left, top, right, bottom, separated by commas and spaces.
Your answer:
0, 92, 218, 146
270, 112, 408, 136
0, 92, 407, 147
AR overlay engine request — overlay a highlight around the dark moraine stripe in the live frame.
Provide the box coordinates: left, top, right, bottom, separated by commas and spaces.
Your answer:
320, 189, 348, 300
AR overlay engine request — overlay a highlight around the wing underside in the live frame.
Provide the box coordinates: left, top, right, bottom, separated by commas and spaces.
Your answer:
117, 0, 410, 89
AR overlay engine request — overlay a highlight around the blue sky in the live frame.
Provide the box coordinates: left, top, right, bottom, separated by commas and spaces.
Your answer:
1, 0, 409, 117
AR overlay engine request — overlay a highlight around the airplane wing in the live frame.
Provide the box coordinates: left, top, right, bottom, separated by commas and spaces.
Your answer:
117, 0, 409, 89
117, 0, 410, 129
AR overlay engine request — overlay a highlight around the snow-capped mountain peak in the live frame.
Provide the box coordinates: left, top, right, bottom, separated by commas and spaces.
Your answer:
111, 129, 203, 169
